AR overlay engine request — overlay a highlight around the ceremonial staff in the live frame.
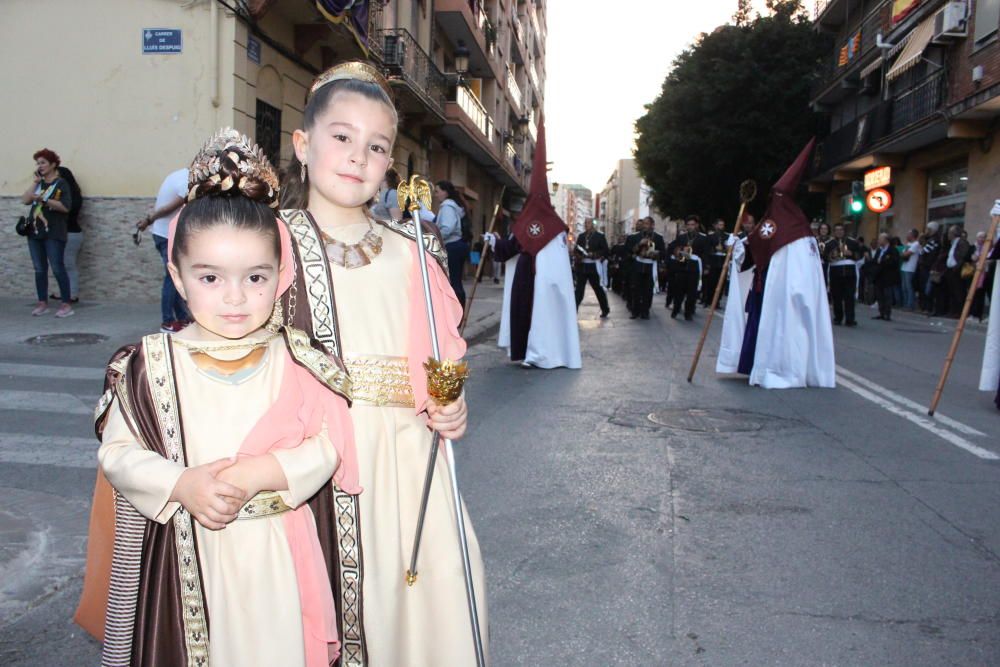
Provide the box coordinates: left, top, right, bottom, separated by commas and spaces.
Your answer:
928, 210, 1000, 416
397, 175, 486, 667
460, 186, 507, 336
687, 180, 757, 382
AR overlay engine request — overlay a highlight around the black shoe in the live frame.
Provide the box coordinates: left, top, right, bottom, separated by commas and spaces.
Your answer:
845, 321, 858, 327
670, 311, 678, 319
872, 315, 884, 320
640, 313, 650, 320
833, 319, 842, 326
600, 311, 610, 319
684, 314, 693, 321
630, 313, 639, 319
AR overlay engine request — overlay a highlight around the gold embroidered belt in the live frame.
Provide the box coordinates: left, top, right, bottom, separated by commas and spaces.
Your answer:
237, 491, 292, 520
344, 355, 415, 408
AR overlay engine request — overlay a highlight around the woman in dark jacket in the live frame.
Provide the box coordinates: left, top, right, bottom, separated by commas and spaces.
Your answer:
20, 148, 74, 317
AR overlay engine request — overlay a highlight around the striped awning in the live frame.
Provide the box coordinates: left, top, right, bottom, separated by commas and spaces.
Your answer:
887, 16, 935, 82
860, 57, 883, 79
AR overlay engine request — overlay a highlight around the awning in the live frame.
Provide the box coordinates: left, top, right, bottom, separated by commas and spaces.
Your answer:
887, 16, 935, 82
860, 57, 883, 79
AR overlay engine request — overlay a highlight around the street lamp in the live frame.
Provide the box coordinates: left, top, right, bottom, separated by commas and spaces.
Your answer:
455, 41, 470, 82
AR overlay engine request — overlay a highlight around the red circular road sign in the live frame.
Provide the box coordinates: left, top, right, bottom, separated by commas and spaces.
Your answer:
866, 188, 892, 213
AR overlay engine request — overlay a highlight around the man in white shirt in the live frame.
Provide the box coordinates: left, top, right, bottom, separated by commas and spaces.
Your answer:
900, 228, 921, 310
137, 168, 189, 332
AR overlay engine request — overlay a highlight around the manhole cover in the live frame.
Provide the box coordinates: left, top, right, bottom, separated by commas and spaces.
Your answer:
647, 408, 766, 433
893, 327, 945, 334
25, 333, 109, 346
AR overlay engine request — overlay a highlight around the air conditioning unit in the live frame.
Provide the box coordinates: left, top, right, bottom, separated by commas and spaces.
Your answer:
932, 1, 968, 43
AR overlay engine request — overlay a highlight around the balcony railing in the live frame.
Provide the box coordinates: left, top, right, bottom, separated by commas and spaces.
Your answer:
528, 115, 537, 141
814, 69, 946, 174
456, 85, 495, 140
380, 28, 447, 117
505, 141, 518, 168
528, 59, 540, 92
891, 68, 945, 132
811, 1, 891, 99
813, 0, 833, 20
506, 66, 522, 111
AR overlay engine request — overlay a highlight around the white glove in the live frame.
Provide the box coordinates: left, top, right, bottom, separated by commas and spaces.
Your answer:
483, 232, 497, 249
991, 199, 1000, 216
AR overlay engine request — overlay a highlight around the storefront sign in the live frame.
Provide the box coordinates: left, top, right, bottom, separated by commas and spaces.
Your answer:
142, 29, 182, 54
864, 166, 892, 191
867, 188, 893, 213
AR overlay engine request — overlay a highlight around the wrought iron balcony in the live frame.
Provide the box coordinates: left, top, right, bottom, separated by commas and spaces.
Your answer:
379, 28, 447, 119
891, 68, 946, 132
506, 66, 522, 112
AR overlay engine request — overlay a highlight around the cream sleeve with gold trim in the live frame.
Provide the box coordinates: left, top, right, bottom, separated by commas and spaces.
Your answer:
271, 423, 339, 509
98, 398, 186, 523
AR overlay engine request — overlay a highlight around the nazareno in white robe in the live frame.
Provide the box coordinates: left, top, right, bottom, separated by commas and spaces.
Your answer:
979, 266, 1000, 392
717, 237, 754, 374
749, 236, 836, 389
498, 232, 582, 369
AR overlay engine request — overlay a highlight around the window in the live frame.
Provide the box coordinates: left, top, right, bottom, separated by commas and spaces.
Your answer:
975, 0, 1000, 44
926, 163, 968, 229
255, 99, 282, 168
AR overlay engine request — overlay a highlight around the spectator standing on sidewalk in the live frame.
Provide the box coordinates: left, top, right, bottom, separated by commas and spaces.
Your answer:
872, 233, 901, 321
918, 222, 943, 313
943, 225, 971, 318
900, 228, 921, 310
21, 148, 75, 318
55, 165, 83, 303
434, 180, 470, 308
137, 168, 190, 332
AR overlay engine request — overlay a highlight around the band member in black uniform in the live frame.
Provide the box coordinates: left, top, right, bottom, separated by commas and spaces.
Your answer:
816, 221, 832, 288
703, 218, 729, 306
574, 218, 611, 317
824, 222, 862, 326
625, 216, 666, 319
609, 235, 628, 295
666, 215, 711, 320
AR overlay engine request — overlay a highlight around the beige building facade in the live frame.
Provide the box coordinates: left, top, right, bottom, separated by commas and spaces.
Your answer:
1, 0, 545, 302
597, 158, 670, 242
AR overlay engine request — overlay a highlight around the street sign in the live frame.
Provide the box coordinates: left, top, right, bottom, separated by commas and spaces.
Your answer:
866, 188, 892, 213
247, 35, 261, 64
142, 29, 182, 54
864, 166, 892, 191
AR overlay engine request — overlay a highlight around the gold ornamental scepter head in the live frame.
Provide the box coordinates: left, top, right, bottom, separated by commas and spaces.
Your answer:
397, 174, 433, 213
739, 179, 758, 205
423, 358, 470, 406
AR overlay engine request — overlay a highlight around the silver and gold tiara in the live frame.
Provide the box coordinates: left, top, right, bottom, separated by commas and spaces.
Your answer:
308, 60, 393, 101
187, 128, 280, 208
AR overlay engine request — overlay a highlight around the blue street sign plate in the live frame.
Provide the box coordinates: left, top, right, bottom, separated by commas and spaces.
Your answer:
247, 35, 261, 64
142, 29, 182, 54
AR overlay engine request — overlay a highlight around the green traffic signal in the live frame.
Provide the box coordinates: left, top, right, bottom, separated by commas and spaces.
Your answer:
850, 199, 864, 213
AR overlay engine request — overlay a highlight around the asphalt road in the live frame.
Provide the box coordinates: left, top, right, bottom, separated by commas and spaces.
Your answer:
0, 289, 997, 666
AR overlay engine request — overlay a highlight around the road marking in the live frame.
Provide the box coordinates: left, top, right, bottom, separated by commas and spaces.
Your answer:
836, 376, 999, 460
0, 433, 97, 468
835, 365, 986, 437
0, 362, 103, 381
0, 391, 95, 415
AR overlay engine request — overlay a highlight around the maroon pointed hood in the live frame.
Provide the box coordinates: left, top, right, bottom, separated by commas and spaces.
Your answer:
748, 138, 816, 277
511, 114, 568, 256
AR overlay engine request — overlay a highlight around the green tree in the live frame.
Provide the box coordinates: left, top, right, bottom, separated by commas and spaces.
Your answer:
634, 0, 827, 224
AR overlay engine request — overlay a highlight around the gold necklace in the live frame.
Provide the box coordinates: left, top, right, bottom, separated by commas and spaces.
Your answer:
320, 222, 384, 269
171, 331, 280, 355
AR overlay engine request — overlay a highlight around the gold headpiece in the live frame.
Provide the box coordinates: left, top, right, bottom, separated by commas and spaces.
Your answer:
308, 61, 393, 102
187, 128, 280, 209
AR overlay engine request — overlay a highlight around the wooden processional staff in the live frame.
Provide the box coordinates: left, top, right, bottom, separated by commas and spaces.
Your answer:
928, 212, 1000, 416
687, 180, 758, 383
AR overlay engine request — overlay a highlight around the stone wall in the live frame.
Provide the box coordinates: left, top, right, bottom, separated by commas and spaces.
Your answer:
1, 196, 162, 303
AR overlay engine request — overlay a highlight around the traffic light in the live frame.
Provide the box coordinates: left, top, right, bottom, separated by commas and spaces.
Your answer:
850, 180, 865, 214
